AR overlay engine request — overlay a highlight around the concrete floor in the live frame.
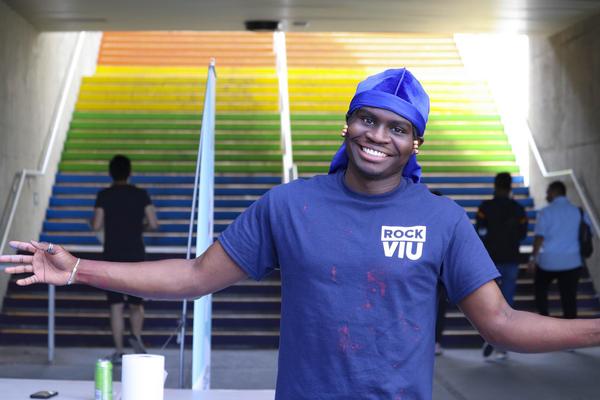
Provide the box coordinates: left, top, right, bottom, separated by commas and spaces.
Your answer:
1, 346, 600, 399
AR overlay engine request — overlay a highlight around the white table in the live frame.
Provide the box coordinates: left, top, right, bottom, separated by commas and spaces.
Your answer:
0, 378, 275, 400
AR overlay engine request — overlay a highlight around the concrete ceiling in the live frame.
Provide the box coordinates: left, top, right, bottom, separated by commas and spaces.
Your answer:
4, 0, 600, 35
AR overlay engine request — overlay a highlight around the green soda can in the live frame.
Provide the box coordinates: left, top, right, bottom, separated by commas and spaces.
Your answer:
95, 358, 113, 400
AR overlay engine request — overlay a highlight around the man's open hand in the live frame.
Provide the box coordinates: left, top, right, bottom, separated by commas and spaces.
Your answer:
1, 240, 77, 286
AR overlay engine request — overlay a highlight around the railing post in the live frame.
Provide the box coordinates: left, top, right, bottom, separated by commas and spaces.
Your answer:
274, 31, 296, 183
190, 60, 217, 390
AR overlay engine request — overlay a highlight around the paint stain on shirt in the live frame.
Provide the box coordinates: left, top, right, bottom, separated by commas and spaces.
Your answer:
367, 271, 386, 297
338, 324, 362, 353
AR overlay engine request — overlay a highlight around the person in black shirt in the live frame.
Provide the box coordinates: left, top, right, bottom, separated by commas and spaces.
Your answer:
476, 172, 528, 359
92, 155, 159, 363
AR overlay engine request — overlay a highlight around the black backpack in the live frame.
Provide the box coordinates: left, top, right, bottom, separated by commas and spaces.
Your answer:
578, 208, 593, 259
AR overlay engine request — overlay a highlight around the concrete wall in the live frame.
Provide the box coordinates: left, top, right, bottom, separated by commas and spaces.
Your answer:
0, 1, 100, 308
529, 13, 600, 290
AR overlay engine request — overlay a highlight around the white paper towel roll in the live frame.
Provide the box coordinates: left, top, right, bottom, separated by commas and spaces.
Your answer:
121, 354, 165, 400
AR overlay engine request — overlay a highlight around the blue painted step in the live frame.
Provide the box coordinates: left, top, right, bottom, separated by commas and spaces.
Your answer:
53, 187, 271, 196
421, 176, 525, 184
46, 209, 536, 221
52, 185, 529, 197
49, 198, 256, 208
48, 196, 535, 209
47, 210, 242, 220
56, 174, 282, 185
39, 234, 199, 246
55, 174, 526, 186
42, 222, 230, 233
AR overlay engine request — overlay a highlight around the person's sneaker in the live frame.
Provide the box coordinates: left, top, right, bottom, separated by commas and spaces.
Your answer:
110, 352, 125, 365
495, 350, 508, 360
482, 342, 494, 358
435, 342, 444, 356
128, 335, 147, 354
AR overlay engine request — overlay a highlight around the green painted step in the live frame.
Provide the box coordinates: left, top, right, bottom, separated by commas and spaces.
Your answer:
298, 165, 520, 174
68, 132, 281, 141
66, 132, 509, 142
70, 122, 201, 130
73, 112, 281, 121
68, 132, 201, 140
72, 112, 501, 122
59, 162, 517, 174
293, 154, 515, 162
62, 153, 284, 162
64, 142, 512, 152
59, 163, 281, 173
69, 121, 503, 132
291, 133, 508, 141
65, 142, 198, 150
70, 122, 282, 130
69, 131, 508, 143
426, 125, 503, 131
61, 151, 515, 163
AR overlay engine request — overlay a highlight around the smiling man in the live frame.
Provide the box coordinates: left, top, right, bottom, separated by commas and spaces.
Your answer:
3, 69, 600, 400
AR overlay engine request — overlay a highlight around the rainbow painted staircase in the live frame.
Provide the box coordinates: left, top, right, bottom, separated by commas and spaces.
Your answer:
1, 32, 598, 350
1, 32, 284, 348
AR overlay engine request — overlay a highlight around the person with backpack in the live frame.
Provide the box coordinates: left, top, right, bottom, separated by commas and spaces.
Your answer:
528, 181, 593, 320
476, 172, 528, 359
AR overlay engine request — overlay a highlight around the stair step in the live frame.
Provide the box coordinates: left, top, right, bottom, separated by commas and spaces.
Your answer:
56, 174, 281, 184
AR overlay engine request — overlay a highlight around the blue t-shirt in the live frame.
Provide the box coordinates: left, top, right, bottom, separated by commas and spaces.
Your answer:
534, 196, 588, 271
219, 171, 499, 400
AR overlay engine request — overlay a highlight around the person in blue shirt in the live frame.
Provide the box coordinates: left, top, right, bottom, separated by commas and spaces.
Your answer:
4, 69, 600, 400
528, 180, 592, 319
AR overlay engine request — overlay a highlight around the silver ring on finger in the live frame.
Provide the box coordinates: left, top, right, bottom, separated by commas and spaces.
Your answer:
47, 243, 55, 254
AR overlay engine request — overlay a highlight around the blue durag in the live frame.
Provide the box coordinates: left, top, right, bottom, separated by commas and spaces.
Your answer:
328, 68, 430, 183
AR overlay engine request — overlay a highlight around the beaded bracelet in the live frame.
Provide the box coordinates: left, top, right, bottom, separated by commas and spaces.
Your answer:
66, 258, 81, 285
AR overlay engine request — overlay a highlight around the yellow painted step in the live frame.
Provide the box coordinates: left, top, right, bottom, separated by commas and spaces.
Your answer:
83, 76, 278, 85
75, 103, 281, 112
78, 93, 279, 102
96, 65, 277, 76
80, 84, 279, 94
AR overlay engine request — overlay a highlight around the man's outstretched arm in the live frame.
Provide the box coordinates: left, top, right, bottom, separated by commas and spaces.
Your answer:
1, 240, 247, 301
460, 280, 600, 352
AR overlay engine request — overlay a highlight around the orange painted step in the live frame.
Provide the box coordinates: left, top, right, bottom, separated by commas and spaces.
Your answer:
98, 56, 276, 67
99, 31, 275, 67
284, 32, 459, 68
102, 31, 274, 42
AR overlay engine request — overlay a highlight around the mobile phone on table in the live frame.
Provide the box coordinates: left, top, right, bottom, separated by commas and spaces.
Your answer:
30, 390, 58, 399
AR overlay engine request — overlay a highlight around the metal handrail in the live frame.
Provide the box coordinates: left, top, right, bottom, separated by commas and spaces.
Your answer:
0, 32, 86, 256
273, 31, 297, 183
0, 32, 86, 364
526, 123, 600, 236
